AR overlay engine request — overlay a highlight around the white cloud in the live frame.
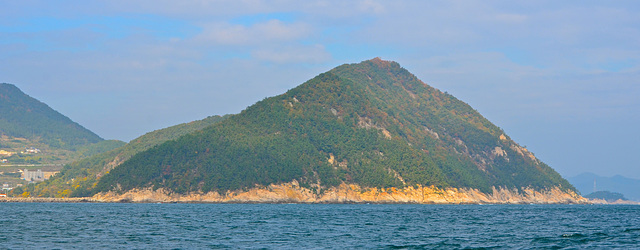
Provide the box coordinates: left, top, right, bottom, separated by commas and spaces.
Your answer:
252, 20, 312, 42
193, 20, 312, 46
357, 0, 385, 14
100, 0, 387, 20
252, 44, 331, 64
494, 13, 527, 23
195, 23, 251, 45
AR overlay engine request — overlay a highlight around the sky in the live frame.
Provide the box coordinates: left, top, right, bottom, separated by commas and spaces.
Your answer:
1, 1, 639, 179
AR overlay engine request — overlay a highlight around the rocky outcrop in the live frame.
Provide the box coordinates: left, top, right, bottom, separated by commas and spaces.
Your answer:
0, 197, 95, 203
92, 182, 588, 204
587, 198, 640, 205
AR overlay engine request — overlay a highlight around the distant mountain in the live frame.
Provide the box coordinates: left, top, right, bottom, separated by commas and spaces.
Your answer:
93, 58, 575, 197
567, 172, 640, 201
0, 83, 102, 150
16, 115, 227, 197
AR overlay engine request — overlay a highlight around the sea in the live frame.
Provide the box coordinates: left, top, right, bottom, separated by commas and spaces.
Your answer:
1, 203, 638, 249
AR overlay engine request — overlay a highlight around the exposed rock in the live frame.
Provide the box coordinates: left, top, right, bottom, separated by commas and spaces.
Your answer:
92, 182, 589, 204
510, 144, 537, 163
424, 127, 439, 139
454, 138, 469, 153
100, 156, 125, 177
357, 116, 392, 139
499, 134, 507, 141
327, 153, 336, 165
338, 160, 348, 169
387, 168, 406, 185
587, 198, 640, 205
492, 146, 507, 158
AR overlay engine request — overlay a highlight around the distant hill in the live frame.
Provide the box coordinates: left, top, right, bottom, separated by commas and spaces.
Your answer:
15, 115, 227, 197
93, 58, 575, 197
0, 83, 124, 169
567, 172, 640, 201
584, 191, 627, 202
0, 83, 103, 150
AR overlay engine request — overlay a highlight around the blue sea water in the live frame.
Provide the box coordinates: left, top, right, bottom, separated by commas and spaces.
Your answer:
0, 203, 638, 249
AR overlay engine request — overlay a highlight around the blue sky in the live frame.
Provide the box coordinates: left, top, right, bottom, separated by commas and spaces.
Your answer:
1, 0, 639, 179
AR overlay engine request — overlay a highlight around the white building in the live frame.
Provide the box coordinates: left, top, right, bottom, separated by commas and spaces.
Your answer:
23, 169, 44, 182
23, 147, 40, 154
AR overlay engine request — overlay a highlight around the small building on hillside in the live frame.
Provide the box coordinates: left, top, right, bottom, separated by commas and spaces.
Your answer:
23, 169, 44, 182
22, 147, 40, 154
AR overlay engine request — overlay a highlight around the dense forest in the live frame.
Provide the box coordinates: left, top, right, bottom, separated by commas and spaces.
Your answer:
92, 58, 574, 196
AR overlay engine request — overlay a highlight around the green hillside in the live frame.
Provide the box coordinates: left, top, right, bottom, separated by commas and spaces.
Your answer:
14, 115, 227, 197
93, 58, 574, 196
0, 83, 103, 150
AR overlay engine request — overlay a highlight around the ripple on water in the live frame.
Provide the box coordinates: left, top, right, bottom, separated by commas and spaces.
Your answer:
0, 203, 639, 248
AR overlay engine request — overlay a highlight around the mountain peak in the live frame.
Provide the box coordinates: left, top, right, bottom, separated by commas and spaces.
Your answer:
366, 57, 392, 66
358, 57, 400, 71
94, 59, 575, 196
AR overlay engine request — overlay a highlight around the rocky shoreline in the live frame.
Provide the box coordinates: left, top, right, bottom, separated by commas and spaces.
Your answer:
7, 182, 639, 205
91, 182, 592, 204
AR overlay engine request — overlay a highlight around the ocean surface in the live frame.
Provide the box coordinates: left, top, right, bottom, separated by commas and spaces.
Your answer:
1, 203, 638, 249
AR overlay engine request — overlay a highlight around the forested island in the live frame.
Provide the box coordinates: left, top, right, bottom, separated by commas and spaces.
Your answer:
6, 59, 586, 204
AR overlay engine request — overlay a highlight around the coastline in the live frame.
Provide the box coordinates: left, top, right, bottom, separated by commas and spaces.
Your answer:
90, 182, 591, 204
1, 196, 637, 205
7, 182, 639, 205
0, 197, 96, 203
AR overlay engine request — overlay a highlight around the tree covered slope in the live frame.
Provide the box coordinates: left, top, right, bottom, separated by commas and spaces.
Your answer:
0, 83, 102, 150
95, 58, 574, 195
14, 115, 227, 197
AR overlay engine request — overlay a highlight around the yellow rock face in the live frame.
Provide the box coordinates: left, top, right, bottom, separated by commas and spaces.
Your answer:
92, 182, 589, 204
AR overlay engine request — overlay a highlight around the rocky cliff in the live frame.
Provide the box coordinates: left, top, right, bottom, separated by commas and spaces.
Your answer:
93, 181, 587, 204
